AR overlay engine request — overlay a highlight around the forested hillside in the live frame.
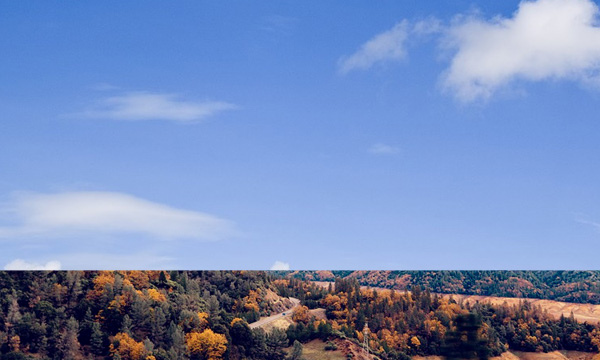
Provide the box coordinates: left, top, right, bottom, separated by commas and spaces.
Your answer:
277, 277, 600, 359
0, 271, 292, 360
283, 271, 600, 304
2, 271, 600, 360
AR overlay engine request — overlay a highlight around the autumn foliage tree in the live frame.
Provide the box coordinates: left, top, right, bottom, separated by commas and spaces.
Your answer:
185, 328, 228, 360
292, 306, 310, 324
7, 270, 600, 360
109, 332, 146, 360
282, 276, 600, 358
0, 271, 278, 359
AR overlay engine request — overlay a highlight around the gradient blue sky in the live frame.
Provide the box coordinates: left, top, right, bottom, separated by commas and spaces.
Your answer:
3, 0, 600, 270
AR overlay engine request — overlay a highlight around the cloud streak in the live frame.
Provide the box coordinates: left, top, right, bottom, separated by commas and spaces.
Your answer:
0, 191, 235, 241
4, 259, 62, 270
576, 217, 600, 232
80, 92, 236, 122
368, 143, 400, 155
442, 0, 600, 101
338, 21, 410, 74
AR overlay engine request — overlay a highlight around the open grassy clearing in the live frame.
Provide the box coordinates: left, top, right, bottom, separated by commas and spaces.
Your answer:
285, 339, 347, 360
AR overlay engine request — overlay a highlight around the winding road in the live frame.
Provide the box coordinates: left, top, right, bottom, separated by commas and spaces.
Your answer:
249, 297, 301, 329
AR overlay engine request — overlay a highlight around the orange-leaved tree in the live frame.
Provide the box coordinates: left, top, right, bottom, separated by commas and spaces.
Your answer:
147, 288, 166, 302
292, 305, 310, 324
186, 328, 228, 360
109, 332, 146, 360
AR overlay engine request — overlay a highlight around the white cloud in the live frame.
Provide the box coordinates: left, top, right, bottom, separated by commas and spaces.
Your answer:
80, 92, 236, 122
442, 0, 600, 102
413, 17, 443, 36
338, 21, 410, 74
4, 259, 61, 270
0, 191, 235, 241
368, 143, 400, 155
270, 261, 290, 271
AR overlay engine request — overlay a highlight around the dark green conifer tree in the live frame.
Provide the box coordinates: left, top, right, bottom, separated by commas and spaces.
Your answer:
90, 321, 106, 356
287, 340, 304, 360
441, 313, 490, 360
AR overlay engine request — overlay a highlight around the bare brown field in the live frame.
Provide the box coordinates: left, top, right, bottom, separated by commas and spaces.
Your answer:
412, 351, 598, 360
261, 316, 294, 332
330, 338, 380, 360
309, 307, 327, 320
297, 341, 598, 360
412, 353, 520, 360
506, 351, 598, 360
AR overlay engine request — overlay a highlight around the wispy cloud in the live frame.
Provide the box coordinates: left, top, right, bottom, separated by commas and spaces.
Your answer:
412, 17, 443, 36
442, 0, 600, 102
79, 92, 236, 123
0, 191, 236, 241
340, 0, 600, 102
576, 217, 600, 232
261, 15, 298, 35
57, 252, 175, 270
338, 21, 410, 74
270, 260, 290, 270
4, 259, 62, 270
368, 143, 400, 155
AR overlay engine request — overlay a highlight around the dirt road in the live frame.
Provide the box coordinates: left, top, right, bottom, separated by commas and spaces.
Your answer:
249, 297, 301, 329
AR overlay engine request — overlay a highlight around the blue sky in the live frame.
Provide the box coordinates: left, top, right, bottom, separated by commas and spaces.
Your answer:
2, 0, 600, 270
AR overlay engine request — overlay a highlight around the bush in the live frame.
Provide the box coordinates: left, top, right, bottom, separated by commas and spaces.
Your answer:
324, 341, 338, 351
2, 352, 31, 360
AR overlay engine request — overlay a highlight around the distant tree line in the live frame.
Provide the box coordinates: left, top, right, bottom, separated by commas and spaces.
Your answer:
283, 271, 600, 304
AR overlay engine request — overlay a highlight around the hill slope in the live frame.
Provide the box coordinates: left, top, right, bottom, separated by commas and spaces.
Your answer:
283, 271, 600, 304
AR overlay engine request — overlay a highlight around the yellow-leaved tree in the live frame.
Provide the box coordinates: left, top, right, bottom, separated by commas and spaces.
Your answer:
109, 332, 146, 360
292, 305, 310, 324
186, 329, 228, 360
197, 312, 209, 329
411, 336, 421, 348
147, 288, 166, 302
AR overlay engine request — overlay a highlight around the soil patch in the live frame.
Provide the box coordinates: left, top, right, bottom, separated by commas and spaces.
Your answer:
309, 308, 327, 320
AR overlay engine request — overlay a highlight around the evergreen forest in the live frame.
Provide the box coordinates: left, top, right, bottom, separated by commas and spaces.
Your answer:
1, 271, 600, 360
